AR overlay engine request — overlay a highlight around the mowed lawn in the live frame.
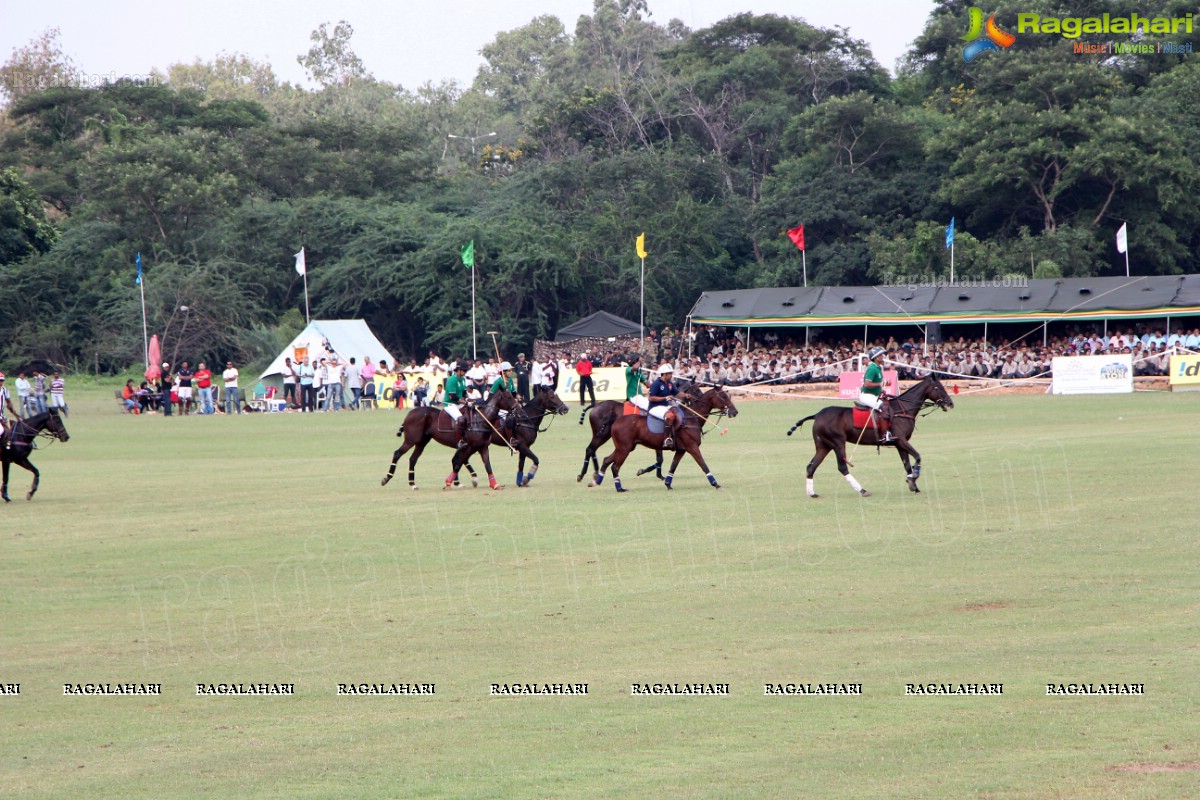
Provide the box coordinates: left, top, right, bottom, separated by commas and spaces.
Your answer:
2, 385, 1197, 799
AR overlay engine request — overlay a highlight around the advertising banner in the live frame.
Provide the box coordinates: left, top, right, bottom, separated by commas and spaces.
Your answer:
1050, 355, 1133, 395
838, 370, 899, 400
1168, 353, 1200, 390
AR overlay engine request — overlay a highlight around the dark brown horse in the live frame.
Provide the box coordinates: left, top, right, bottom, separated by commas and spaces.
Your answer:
577, 381, 707, 484
592, 386, 738, 492
458, 386, 569, 487
787, 374, 953, 498
2, 408, 70, 502
381, 389, 516, 490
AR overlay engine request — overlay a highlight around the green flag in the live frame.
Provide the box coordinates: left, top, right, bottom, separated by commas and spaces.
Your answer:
461, 240, 475, 268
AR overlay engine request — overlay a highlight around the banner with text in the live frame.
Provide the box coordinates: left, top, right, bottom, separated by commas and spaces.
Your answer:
1168, 353, 1200, 386
1051, 355, 1133, 395
838, 370, 900, 400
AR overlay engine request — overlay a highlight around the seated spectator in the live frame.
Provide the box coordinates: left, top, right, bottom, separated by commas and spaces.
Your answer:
122, 380, 138, 413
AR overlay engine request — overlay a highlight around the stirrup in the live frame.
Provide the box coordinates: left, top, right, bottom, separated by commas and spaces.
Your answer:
456, 438, 467, 449
663, 436, 674, 449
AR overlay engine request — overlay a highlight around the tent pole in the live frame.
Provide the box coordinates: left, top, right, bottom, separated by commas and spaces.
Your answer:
984, 321, 988, 350
805, 326, 810, 347
1043, 322, 1048, 347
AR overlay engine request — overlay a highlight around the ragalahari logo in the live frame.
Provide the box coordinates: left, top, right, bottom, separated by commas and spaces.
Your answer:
962, 7, 1016, 61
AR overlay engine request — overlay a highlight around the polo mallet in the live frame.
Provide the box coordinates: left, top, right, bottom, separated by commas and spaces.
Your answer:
676, 398, 730, 436
487, 330, 502, 363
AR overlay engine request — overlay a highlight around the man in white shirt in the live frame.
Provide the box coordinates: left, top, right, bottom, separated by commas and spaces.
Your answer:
327, 358, 345, 411
222, 362, 242, 415
345, 357, 363, 409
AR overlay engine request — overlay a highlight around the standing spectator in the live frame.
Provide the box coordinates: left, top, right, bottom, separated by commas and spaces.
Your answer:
394, 372, 408, 410
327, 357, 345, 411
281, 357, 298, 409
298, 359, 315, 413
312, 359, 326, 410
175, 362, 193, 415
49, 371, 69, 416
159, 363, 173, 416
345, 357, 363, 409
222, 361, 242, 415
0, 373, 17, 443
543, 353, 560, 391
194, 362, 214, 414
514, 353, 531, 402
15, 372, 33, 417
576, 351, 596, 409
32, 370, 48, 414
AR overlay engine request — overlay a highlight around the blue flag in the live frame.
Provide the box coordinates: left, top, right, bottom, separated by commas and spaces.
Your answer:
945, 218, 955, 249
136, 252, 142, 285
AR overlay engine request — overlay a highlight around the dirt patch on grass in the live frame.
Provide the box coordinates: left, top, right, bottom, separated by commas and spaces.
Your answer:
1106, 762, 1200, 774
957, 601, 1010, 612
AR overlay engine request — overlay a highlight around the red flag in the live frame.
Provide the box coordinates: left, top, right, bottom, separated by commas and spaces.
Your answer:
787, 225, 805, 251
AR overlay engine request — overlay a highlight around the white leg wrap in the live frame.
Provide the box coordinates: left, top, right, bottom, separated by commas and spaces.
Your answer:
806, 478, 816, 496
845, 474, 864, 493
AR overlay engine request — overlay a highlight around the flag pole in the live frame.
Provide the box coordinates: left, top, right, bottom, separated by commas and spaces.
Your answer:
801, 249, 807, 288
472, 261, 477, 360
636, 232, 647, 343
137, 252, 148, 368
303, 269, 310, 324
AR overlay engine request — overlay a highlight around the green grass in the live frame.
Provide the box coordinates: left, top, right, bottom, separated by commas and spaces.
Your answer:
2, 387, 1197, 799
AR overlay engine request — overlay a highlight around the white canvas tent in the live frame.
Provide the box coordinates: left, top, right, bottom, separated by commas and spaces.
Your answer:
259, 319, 397, 387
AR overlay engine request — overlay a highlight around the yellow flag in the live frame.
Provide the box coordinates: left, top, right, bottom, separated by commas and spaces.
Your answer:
635, 232, 647, 260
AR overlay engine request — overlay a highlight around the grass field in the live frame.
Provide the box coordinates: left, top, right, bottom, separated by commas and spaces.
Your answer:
2, 385, 1197, 799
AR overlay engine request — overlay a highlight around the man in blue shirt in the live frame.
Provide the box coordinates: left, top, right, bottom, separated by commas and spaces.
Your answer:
648, 363, 681, 449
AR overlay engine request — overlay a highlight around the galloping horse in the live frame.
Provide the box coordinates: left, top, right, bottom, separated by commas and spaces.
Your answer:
593, 385, 738, 492
2, 408, 70, 502
787, 374, 953, 497
381, 389, 517, 490
459, 386, 569, 487
577, 381, 705, 484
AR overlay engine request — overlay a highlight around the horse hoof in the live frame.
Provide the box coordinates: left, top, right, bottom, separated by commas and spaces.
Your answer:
471, 479, 479, 488
26, 493, 34, 501
587, 480, 596, 488
381, 476, 390, 486
616, 487, 627, 493
664, 484, 672, 491
712, 483, 722, 490
808, 493, 819, 499
411, 486, 419, 491
860, 489, 871, 497
576, 474, 583, 482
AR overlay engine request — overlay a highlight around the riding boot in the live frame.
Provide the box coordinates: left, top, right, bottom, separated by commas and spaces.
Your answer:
878, 405, 894, 443
663, 417, 678, 450
456, 414, 468, 449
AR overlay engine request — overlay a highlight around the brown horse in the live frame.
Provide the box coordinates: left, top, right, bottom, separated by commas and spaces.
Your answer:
381, 389, 516, 490
787, 374, 953, 497
2, 408, 70, 502
577, 381, 707, 484
457, 386, 570, 487
592, 385, 738, 492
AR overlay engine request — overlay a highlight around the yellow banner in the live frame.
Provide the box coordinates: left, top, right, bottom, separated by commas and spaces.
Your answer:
1169, 354, 1200, 385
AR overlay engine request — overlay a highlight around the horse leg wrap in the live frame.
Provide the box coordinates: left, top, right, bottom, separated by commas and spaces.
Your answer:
706, 473, 718, 487
806, 478, 816, 497
664, 473, 674, 489
527, 463, 538, 480
845, 474, 864, 493
614, 477, 624, 492
488, 474, 499, 490
911, 465, 921, 479
445, 472, 456, 488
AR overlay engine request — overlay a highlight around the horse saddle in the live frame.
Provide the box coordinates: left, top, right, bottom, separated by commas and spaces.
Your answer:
852, 405, 890, 431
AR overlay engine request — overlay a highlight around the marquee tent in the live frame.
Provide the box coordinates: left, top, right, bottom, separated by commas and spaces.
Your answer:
259, 320, 396, 385
553, 310, 642, 341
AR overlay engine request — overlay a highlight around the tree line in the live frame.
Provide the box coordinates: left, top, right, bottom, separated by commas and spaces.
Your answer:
1, 0, 1197, 372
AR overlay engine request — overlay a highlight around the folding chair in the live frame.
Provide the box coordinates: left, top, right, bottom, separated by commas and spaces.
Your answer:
360, 383, 378, 410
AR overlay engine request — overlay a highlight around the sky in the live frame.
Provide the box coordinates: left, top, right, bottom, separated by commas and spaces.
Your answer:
2, 0, 939, 92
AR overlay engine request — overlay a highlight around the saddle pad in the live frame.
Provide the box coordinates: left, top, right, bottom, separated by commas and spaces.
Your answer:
647, 415, 665, 435
852, 407, 889, 431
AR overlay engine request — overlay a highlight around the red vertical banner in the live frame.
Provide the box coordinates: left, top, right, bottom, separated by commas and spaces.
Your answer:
787, 225, 805, 251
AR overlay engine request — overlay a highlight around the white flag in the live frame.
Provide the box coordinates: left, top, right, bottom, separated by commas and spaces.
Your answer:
294, 247, 307, 276
1115, 223, 1128, 254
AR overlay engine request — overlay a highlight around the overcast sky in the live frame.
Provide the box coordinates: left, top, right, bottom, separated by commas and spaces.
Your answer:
3, 0, 939, 91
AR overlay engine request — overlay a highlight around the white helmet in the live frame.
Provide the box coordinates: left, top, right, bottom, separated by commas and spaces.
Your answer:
658, 363, 674, 374
500, 361, 512, 370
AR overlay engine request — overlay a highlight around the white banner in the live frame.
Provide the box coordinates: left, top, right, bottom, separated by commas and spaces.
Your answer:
1051, 355, 1133, 395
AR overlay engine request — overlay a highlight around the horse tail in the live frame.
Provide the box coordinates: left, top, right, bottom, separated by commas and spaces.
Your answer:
787, 414, 817, 436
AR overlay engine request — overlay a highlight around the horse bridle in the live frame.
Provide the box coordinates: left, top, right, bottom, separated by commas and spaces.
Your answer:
7, 417, 64, 450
